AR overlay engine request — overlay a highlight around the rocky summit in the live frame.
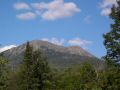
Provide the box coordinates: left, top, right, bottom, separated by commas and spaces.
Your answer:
3, 40, 102, 69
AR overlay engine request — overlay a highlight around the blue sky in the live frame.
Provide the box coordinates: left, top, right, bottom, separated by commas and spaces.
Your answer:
0, 0, 116, 58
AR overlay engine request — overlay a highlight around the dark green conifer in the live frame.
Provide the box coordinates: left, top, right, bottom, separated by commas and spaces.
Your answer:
102, 1, 120, 89
18, 42, 52, 90
0, 54, 9, 90
32, 50, 52, 90
18, 42, 34, 90
103, 0, 120, 63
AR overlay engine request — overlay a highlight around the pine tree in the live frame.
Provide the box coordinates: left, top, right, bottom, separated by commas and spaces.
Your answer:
17, 42, 52, 90
0, 54, 9, 90
18, 41, 34, 90
102, 1, 120, 89
32, 50, 52, 90
103, 0, 120, 63
98, 66, 120, 90
23, 41, 33, 67
56, 63, 100, 90
78, 63, 99, 89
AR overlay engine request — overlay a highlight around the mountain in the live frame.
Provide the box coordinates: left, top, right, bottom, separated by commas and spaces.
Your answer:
3, 40, 103, 69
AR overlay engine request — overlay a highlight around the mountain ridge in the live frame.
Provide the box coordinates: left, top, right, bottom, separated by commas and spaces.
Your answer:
3, 40, 102, 69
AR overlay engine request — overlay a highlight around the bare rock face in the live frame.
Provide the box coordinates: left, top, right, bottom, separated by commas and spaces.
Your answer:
3, 40, 102, 69
66, 46, 93, 57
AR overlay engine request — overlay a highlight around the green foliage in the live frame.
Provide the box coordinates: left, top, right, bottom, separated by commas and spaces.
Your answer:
2, 2, 120, 89
18, 42, 34, 90
78, 63, 99, 89
54, 63, 101, 90
9, 42, 53, 90
102, 1, 120, 89
1, 1, 120, 90
103, 0, 120, 63
0, 54, 9, 90
31, 50, 53, 90
98, 64, 120, 90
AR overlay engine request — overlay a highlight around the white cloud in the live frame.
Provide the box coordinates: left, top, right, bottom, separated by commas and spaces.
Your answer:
41, 37, 92, 49
14, 2, 30, 10
100, 0, 117, 16
15, 0, 80, 20
100, 0, 117, 8
31, 2, 47, 10
68, 38, 92, 49
0, 45, 17, 53
101, 8, 111, 16
40, 0, 80, 20
16, 12, 36, 20
42, 38, 65, 46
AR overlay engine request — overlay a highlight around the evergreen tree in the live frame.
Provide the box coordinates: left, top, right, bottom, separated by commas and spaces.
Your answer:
18, 41, 34, 90
32, 50, 52, 90
56, 63, 100, 90
98, 66, 120, 90
102, 1, 120, 89
78, 63, 99, 89
23, 41, 33, 67
103, 0, 120, 63
0, 54, 9, 90
17, 42, 52, 90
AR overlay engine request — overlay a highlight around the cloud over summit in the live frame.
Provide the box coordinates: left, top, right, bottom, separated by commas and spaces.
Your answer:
0, 45, 17, 53
41, 37, 92, 49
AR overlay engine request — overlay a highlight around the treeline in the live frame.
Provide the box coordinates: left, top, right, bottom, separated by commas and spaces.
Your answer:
0, 42, 120, 90
0, 0, 120, 90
